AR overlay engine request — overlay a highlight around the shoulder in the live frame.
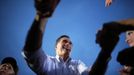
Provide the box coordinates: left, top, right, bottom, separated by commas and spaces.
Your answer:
46, 56, 57, 62
70, 59, 89, 74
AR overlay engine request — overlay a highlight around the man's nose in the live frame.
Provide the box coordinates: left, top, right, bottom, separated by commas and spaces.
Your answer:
125, 35, 130, 43
64, 42, 68, 45
65, 42, 71, 46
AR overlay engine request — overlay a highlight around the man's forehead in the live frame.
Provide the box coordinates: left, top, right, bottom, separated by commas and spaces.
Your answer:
0, 63, 12, 67
60, 37, 71, 41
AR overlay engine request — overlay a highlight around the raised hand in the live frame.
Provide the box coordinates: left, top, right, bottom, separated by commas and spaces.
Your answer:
105, 0, 112, 7
34, 0, 60, 17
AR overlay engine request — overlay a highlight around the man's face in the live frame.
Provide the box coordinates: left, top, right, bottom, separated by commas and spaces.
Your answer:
119, 65, 133, 75
0, 63, 15, 75
55, 37, 72, 59
126, 31, 134, 47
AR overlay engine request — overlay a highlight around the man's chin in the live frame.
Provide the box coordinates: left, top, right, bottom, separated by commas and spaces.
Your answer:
128, 44, 134, 47
0, 71, 12, 75
0, 72, 6, 75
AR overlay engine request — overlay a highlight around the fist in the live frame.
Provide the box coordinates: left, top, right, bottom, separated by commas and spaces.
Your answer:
96, 27, 119, 51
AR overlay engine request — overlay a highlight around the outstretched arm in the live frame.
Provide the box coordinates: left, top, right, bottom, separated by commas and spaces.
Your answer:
89, 23, 119, 75
23, 13, 48, 52
117, 19, 134, 26
23, 0, 60, 52
22, 0, 60, 74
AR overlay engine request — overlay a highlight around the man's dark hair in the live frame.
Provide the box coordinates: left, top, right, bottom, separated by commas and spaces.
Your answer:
55, 35, 70, 47
1, 57, 18, 75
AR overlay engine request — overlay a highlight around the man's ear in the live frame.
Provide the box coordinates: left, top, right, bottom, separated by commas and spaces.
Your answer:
55, 46, 57, 50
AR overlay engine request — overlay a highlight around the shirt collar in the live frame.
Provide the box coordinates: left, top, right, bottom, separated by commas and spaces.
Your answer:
56, 55, 71, 63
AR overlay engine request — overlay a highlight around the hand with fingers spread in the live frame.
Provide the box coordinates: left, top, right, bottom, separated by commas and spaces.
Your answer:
105, 0, 112, 7
35, 0, 60, 17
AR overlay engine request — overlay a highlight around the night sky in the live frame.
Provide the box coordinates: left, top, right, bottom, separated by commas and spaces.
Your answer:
0, 0, 134, 75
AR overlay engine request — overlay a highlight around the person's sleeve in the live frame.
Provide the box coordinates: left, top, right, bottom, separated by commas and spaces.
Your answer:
77, 60, 89, 75
117, 18, 134, 26
88, 50, 111, 75
22, 48, 48, 74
